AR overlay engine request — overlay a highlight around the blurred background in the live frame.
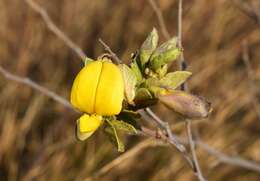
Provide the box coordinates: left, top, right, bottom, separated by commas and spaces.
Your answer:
0, 0, 260, 180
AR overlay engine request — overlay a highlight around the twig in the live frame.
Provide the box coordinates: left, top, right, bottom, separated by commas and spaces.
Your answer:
98, 39, 122, 64
197, 140, 260, 173
177, 0, 188, 91
242, 41, 260, 120
144, 108, 186, 153
177, 0, 205, 180
139, 112, 195, 170
25, 0, 87, 60
0, 65, 74, 110
147, 0, 170, 39
186, 121, 206, 181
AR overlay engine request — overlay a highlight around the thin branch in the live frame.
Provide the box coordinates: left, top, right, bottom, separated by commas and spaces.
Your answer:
0, 65, 74, 110
197, 140, 260, 173
177, 0, 188, 91
98, 39, 122, 64
242, 41, 260, 120
139, 111, 195, 170
147, 0, 170, 39
25, 0, 87, 60
186, 121, 206, 181
144, 108, 186, 153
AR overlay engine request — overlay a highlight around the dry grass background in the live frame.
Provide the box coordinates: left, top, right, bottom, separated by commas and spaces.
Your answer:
0, 0, 260, 180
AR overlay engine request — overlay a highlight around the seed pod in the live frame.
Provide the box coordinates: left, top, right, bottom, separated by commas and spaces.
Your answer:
158, 90, 211, 119
70, 60, 124, 115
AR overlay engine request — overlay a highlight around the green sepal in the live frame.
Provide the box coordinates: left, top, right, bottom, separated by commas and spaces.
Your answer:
84, 57, 94, 66
109, 119, 138, 134
117, 110, 140, 129
119, 64, 137, 104
130, 59, 143, 83
140, 28, 159, 65
160, 71, 192, 90
104, 120, 125, 152
149, 37, 182, 70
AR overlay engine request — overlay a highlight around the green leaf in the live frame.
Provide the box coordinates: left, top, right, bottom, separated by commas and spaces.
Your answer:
84, 57, 94, 66
117, 110, 140, 129
160, 71, 192, 90
121, 109, 141, 118
135, 88, 153, 101
119, 64, 137, 104
110, 119, 138, 134
133, 87, 157, 109
140, 28, 159, 65
105, 122, 125, 152
150, 37, 182, 70
156, 64, 168, 78
131, 59, 143, 83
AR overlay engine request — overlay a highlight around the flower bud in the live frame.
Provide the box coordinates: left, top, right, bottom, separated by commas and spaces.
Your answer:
70, 60, 124, 115
158, 90, 211, 119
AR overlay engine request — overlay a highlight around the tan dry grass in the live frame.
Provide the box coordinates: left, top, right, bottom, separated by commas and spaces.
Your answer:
0, 0, 260, 180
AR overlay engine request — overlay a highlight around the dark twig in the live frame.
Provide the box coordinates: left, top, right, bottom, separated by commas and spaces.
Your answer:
0, 65, 74, 110
147, 0, 170, 39
98, 39, 122, 64
144, 108, 186, 153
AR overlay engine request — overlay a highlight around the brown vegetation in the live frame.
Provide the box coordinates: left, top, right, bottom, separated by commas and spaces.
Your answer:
0, 0, 260, 180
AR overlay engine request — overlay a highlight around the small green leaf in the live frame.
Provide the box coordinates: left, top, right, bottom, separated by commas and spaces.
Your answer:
160, 71, 192, 90
105, 122, 125, 152
150, 37, 182, 70
110, 119, 138, 134
84, 57, 94, 66
135, 88, 153, 101
156, 64, 168, 78
117, 111, 140, 129
119, 64, 137, 104
140, 28, 159, 65
133, 87, 157, 109
130, 60, 143, 83
121, 109, 141, 118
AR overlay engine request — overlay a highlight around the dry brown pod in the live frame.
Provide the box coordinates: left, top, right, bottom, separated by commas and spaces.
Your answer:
157, 90, 212, 119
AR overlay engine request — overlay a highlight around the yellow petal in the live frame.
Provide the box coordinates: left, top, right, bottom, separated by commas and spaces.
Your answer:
71, 61, 102, 113
78, 114, 103, 133
75, 119, 94, 141
95, 61, 124, 115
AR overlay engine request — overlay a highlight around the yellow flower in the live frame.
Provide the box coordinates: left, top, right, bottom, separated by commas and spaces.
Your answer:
71, 59, 124, 140
71, 60, 124, 115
